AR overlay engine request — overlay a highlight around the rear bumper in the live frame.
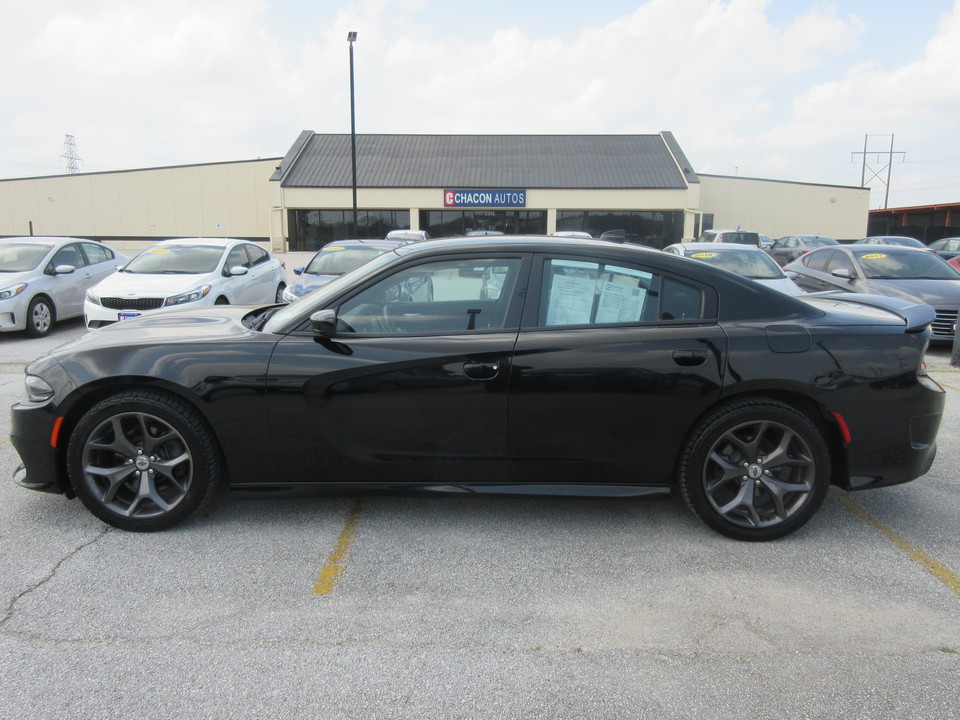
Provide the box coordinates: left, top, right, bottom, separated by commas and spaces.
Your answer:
835, 376, 944, 491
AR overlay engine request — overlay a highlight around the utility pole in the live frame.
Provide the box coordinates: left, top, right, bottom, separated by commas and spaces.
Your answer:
60, 134, 83, 174
851, 134, 904, 209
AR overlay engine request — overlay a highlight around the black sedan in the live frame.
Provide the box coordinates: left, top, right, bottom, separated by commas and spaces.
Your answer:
11, 237, 945, 541
784, 244, 960, 341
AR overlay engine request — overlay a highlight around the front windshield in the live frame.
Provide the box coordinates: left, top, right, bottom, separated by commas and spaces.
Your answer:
263, 248, 402, 333
0, 243, 53, 272
123, 244, 226, 274
858, 250, 959, 280
689, 249, 783, 279
304, 245, 392, 276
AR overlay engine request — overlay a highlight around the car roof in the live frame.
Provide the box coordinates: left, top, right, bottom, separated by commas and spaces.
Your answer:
669, 242, 764, 253
319, 239, 405, 250
0, 236, 84, 245
153, 237, 248, 247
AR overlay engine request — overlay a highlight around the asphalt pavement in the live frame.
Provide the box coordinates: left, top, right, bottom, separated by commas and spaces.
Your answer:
0, 318, 958, 719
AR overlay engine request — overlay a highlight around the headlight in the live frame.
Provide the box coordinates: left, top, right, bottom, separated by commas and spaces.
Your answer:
282, 287, 300, 303
0, 283, 28, 300
85, 288, 101, 306
164, 285, 212, 307
25, 375, 55, 403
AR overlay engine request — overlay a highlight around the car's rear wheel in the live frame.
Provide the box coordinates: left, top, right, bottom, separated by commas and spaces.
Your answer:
25, 296, 54, 337
275, 282, 286, 303
678, 399, 830, 541
66, 390, 221, 532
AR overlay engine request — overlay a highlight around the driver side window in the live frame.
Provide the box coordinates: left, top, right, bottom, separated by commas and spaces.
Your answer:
337, 257, 522, 335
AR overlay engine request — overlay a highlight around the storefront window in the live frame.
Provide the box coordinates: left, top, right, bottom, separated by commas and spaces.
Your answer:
420, 210, 546, 238
555, 211, 683, 249
289, 209, 411, 251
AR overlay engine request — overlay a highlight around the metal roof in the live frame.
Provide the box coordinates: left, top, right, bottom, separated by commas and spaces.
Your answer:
272, 133, 696, 190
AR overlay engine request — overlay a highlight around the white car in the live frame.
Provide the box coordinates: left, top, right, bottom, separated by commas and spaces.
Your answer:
663, 242, 804, 295
85, 238, 286, 329
0, 236, 128, 337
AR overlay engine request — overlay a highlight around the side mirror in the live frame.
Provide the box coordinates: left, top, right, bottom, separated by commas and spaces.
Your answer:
53, 264, 77, 275
228, 266, 249, 276
294, 267, 305, 276
830, 267, 854, 280
310, 309, 337, 337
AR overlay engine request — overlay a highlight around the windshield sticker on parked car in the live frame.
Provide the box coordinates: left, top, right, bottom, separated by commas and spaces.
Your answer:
147, 248, 171, 253
323, 246, 346, 252
691, 252, 718, 259
863, 253, 888, 260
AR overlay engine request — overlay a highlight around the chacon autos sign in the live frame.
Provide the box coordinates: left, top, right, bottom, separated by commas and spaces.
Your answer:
443, 189, 527, 208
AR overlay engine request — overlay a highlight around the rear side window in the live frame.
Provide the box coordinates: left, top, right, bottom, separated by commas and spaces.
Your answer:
81, 242, 113, 265
538, 258, 704, 326
245, 244, 269, 266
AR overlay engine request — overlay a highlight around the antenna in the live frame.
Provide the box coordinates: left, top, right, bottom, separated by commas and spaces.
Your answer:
60, 134, 83, 174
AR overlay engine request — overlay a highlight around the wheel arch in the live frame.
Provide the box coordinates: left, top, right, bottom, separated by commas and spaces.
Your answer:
679, 388, 848, 486
54, 378, 227, 488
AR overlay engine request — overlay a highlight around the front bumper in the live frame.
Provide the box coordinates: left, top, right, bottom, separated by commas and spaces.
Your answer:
10, 391, 70, 496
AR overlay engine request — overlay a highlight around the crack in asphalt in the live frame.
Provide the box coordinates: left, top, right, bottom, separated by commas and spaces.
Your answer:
0, 526, 110, 629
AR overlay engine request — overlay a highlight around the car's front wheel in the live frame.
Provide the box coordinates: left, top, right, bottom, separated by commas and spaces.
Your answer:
66, 390, 221, 531
25, 296, 54, 337
678, 399, 830, 541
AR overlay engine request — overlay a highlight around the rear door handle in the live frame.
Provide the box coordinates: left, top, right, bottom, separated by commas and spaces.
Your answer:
463, 361, 501, 381
672, 349, 708, 366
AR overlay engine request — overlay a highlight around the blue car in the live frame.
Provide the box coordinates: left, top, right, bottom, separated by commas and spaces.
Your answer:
282, 239, 407, 303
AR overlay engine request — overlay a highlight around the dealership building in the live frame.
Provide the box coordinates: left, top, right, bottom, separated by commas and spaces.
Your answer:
0, 131, 871, 254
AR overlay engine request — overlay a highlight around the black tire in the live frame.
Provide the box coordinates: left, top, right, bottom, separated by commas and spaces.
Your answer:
678, 399, 830, 541
66, 390, 222, 532
25, 296, 54, 338
275, 282, 286, 303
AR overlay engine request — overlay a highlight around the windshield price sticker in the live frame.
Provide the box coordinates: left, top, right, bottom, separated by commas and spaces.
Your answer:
862, 253, 888, 260
323, 246, 345, 252
691, 252, 718, 258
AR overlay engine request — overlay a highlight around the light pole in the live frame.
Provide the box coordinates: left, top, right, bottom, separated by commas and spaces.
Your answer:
347, 31, 358, 238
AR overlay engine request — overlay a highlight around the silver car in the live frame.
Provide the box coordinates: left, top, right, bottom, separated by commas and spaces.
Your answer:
0, 237, 128, 337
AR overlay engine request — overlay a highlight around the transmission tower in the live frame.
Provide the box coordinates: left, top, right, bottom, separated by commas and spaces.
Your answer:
60, 134, 83, 174
851, 134, 904, 209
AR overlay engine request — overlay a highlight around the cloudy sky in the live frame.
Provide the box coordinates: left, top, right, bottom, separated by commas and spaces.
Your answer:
2, 0, 959, 209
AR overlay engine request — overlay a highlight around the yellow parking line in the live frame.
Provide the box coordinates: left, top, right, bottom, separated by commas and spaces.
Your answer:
937, 381, 960, 392
831, 488, 960, 597
312, 498, 365, 595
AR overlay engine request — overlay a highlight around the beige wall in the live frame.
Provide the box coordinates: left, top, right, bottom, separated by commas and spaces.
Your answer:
1, 159, 868, 253
698, 175, 869, 241
0, 160, 279, 251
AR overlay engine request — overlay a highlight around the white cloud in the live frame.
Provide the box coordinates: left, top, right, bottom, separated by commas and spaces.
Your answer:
1, 0, 958, 207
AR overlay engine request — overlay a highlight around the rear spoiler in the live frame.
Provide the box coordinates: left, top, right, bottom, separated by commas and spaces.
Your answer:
805, 292, 935, 333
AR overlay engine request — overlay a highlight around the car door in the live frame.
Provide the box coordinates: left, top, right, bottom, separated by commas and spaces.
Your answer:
508, 254, 726, 486
80, 242, 121, 286
240, 243, 277, 303
788, 249, 837, 292
264, 253, 531, 486
222, 244, 257, 304
769, 237, 791, 265
45, 242, 89, 319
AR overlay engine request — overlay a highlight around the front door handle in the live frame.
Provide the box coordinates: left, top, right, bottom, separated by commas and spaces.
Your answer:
463, 361, 500, 381
672, 349, 708, 366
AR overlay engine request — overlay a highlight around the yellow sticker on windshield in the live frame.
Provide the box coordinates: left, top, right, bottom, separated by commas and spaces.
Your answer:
323, 246, 345, 252
690, 252, 718, 258
862, 253, 887, 259
148, 248, 171, 253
